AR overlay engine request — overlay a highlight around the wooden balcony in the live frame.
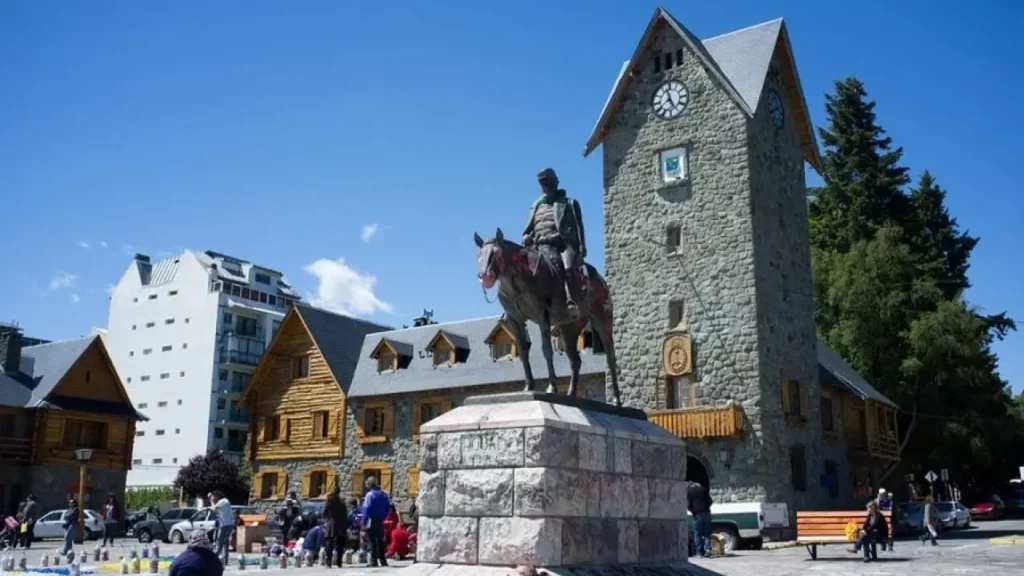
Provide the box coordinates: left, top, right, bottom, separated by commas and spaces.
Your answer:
867, 433, 900, 461
648, 404, 743, 440
0, 437, 32, 462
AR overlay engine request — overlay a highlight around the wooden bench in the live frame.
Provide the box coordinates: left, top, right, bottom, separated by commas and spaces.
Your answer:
796, 510, 892, 559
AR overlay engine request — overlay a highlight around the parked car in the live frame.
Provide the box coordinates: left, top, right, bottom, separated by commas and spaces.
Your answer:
896, 502, 924, 535
124, 510, 148, 535
935, 501, 971, 529
969, 495, 1006, 520
168, 506, 255, 544
133, 508, 198, 543
33, 509, 104, 540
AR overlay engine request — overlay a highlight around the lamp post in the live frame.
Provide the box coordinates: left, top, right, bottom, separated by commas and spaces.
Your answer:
74, 448, 94, 544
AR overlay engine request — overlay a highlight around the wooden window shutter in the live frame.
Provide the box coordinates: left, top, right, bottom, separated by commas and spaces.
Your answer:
275, 471, 287, 498
252, 472, 263, 499
328, 410, 339, 439
798, 381, 809, 423
257, 417, 266, 442
281, 417, 290, 443
339, 403, 347, 457
326, 468, 337, 494
351, 470, 364, 494
302, 470, 312, 498
381, 468, 393, 494
407, 467, 420, 497
781, 379, 792, 416
356, 406, 367, 441
382, 404, 394, 436
411, 400, 422, 437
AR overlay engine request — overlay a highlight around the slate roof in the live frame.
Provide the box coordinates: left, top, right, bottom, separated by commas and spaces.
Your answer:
582, 8, 822, 172
0, 336, 147, 419
347, 316, 608, 399
295, 305, 393, 394
817, 341, 898, 408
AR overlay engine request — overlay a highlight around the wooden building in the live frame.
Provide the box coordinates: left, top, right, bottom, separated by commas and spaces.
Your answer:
0, 324, 146, 515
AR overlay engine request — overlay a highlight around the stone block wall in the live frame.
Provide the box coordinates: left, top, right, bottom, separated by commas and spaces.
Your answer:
415, 403, 689, 567
26, 465, 127, 515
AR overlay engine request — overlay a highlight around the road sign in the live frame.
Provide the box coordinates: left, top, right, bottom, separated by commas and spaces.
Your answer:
925, 470, 938, 483
941, 469, 949, 481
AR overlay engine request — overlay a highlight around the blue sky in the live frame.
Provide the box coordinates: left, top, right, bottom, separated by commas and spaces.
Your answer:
2, 1, 1021, 391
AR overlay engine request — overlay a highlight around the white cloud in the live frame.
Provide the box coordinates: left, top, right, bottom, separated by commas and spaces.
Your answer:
105, 284, 116, 296
304, 258, 392, 316
361, 223, 380, 243
77, 241, 91, 250
70, 293, 81, 304
48, 271, 77, 292
99, 240, 109, 249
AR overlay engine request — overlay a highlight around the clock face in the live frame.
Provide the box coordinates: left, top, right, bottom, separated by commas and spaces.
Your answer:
652, 81, 689, 120
767, 90, 784, 129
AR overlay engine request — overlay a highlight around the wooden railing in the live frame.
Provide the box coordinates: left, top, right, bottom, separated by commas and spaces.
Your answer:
648, 404, 743, 440
0, 437, 32, 462
868, 433, 900, 461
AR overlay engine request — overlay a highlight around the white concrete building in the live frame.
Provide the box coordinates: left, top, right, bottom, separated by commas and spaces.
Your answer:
106, 250, 300, 487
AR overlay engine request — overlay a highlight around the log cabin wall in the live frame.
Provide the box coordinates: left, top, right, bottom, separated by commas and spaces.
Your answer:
36, 409, 135, 471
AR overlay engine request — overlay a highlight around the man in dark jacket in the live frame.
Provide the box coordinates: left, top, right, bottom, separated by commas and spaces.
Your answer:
687, 482, 713, 558
322, 486, 348, 567
169, 530, 224, 576
20, 495, 37, 549
361, 476, 391, 567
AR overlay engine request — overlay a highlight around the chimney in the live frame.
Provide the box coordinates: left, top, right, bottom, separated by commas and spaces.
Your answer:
134, 253, 150, 263
0, 323, 24, 374
412, 309, 436, 327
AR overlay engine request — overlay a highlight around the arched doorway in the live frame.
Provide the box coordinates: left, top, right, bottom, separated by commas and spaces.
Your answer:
686, 455, 710, 489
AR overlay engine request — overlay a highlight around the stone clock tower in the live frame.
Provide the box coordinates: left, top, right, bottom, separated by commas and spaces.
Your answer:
584, 8, 828, 510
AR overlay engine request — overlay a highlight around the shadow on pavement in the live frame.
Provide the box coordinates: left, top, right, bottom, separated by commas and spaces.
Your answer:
933, 526, 1023, 541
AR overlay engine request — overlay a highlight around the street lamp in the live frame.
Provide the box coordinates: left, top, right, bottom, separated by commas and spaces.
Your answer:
74, 448, 94, 544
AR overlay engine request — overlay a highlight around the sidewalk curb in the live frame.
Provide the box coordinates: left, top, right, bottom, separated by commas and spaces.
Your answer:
989, 535, 1024, 545
762, 541, 800, 550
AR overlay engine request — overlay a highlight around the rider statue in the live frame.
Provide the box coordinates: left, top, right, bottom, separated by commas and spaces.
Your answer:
523, 168, 587, 318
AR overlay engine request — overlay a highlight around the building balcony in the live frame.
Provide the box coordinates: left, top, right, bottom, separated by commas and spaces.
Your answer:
218, 349, 262, 367
648, 404, 743, 440
850, 431, 900, 461
0, 437, 31, 462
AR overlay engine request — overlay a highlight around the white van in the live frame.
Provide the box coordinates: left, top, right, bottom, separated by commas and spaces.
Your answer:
690, 502, 789, 551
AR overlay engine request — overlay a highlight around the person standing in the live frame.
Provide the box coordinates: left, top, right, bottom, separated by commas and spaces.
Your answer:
279, 493, 298, 545
60, 497, 80, 556
20, 494, 37, 549
360, 477, 391, 568
169, 530, 224, 576
211, 491, 235, 563
322, 486, 348, 567
686, 481, 713, 558
920, 496, 940, 546
101, 495, 119, 547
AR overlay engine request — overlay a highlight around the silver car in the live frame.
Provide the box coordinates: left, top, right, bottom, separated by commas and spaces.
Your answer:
936, 501, 972, 529
32, 509, 104, 540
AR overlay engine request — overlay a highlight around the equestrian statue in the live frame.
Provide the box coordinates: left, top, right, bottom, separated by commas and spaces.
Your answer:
474, 168, 623, 406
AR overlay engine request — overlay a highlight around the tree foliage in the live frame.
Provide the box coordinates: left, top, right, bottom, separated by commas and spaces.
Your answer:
809, 77, 1018, 493
173, 450, 250, 504
125, 486, 177, 512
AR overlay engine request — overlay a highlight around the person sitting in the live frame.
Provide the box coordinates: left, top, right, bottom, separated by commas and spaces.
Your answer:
858, 501, 888, 562
383, 504, 402, 547
386, 524, 411, 560
169, 530, 224, 576
301, 524, 325, 557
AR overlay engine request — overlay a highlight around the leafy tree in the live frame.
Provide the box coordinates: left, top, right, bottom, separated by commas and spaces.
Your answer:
905, 171, 977, 296
173, 450, 249, 504
125, 486, 177, 512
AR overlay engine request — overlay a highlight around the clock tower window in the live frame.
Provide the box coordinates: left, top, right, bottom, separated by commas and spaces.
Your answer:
651, 49, 684, 74
665, 224, 681, 253
669, 300, 686, 330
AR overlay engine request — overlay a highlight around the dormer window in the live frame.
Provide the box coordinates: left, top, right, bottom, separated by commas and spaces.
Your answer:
483, 321, 518, 361
426, 330, 470, 368
370, 338, 413, 373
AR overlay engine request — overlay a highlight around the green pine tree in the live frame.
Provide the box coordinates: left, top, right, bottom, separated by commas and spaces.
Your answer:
906, 171, 978, 297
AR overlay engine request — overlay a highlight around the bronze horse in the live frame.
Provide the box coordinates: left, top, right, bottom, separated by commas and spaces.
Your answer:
474, 228, 623, 406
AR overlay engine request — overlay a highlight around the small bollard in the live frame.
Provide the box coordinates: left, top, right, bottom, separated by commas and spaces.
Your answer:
152, 542, 160, 558
71, 560, 81, 576
131, 555, 141, 574
53, 553, 61, 566
79, 550, 88, 564
278, 553, 287, 569
259, 555, 269, 570
318, 548, 326, 566
102, 547, 110, 561
149, 556, 159, 574
40, 554, 49, 567
19, 554, 28, 570
238, 554, 247, 571
141, 546, 149, 559
94, 546, 102, 562
295, 551, 303, 568
120, 556, 129, 574
305, 550, 314, 567
344, 550, 352, 565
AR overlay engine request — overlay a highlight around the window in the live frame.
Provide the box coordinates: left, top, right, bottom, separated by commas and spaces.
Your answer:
152, 458, 162, 464
143, 348, 152, 355
129, 351, 134, 357
162, 345, 172, 352
175, 428, 181, 434
231, 285, 241, 297
790, 444, 807, 492
272, 320, 282, 338
659, 147, 688, 184
223, 312, 232, 325
788, 380, 803, 419
821, 396, 835, 433
132, 459, 142, 465
309, 470, 327, 498
214, 428, 224, 439
155, 430, 165, 436
168, 290, 178, 296
242, 288, 250, 299
160, 373, 170, 380
180, 371, 185, 377
177, 400, 182, 405
269, 294, 277, 306
219, 370, 228, 381
172, 458, 178, 463
140, 375, 150, 382
378, 351, 396, 372
165, 318, 175, 325
132, 325, 137, 330
259, 292, 268, 304
236, 316, 260, 337
420, 402, 445, 425
217, 398, 226, 409
85, 371, 91, 383
133, 298, 138, 304
665, 376, 691, 409
666, 224, 681, 253
255, 273, 272, 284
433, 346, 453, 366
491, 341, 513, 360
127, 377, 132, 383
260, 473, 278, 499
182, 343, 188, 349
138, 402, 148, 409
145, 322, 155, 328
669, 300, 685, 329
157, 401, 167, 407
61, 419, 107, 449
312, 411, 330, 439
364, 407, 386, 436
148, 294, 157, 300
136, 431, 145, 437
184, 318, 190, 324
292, 356, 309, 379
263, 416, 281, 441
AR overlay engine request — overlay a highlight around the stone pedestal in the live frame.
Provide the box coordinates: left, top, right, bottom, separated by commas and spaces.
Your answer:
407, 392, 694, 576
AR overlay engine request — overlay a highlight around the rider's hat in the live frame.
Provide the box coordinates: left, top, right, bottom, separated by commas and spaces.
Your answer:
537, 168, 558, 184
